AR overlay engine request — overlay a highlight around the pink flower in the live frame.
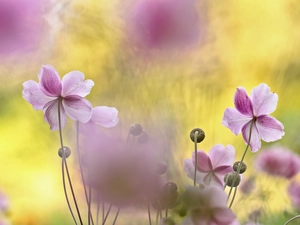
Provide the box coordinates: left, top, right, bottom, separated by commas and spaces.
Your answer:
184, 144, 235, 187
22, 65, 94, 130
255, 146, 300, 179
181, 185, 239, 225
0, 0, 46, 55
222, 83, 285, 152
78, 106, 119, 135
288, 181, 300, 210
128, 0, 201, 49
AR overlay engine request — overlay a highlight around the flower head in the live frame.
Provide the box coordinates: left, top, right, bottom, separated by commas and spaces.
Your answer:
288, 181, 300, 210
22, 65, 94, 130
184, 144, 235, 187
222, 83, 285, 152
181, 185, 238, 225
255, 146, 300, 179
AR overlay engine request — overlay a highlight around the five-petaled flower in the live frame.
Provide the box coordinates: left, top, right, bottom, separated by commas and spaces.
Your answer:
222, 83, 285, 152
22, 64, 94, 130
184, 144, 235, 187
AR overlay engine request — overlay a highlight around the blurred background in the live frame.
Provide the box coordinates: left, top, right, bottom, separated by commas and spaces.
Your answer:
0, 0, 300, 224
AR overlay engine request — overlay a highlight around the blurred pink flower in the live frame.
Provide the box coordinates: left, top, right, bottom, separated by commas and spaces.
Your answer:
239, 177, 255, 194
255, 146, 300, 179
22, 65, 94, 130
184, 144, 235, 187
0, 0, 46, 55
82, 132, 164, 207
128, 0, 201, 49
222, 83, 285, 152
288, 181, 300, 210
78, 106, 119, 135
181, 185, 239, 225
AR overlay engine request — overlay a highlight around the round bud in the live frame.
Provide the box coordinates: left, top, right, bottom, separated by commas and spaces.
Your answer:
224, 172, 241, 187
58, 146, 71, 158
129, 123, 143, 136
137, 131, 148, 144
156, 161, 168, 175
163, 182, 178, 195
177, 206, 187, 217
161, 217, 176, 225
233, 161, 247, 174
190, 128, 205, 143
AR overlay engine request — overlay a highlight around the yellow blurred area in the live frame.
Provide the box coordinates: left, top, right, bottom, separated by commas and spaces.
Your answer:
0, 0, 300, 224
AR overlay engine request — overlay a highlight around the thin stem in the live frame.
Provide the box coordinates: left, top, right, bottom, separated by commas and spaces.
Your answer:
147, 201, 152, 225
102, 204, 112, 225
75, 122, 94, 225
58, 99, 78, 225
165, 208, 168, 218
193, 131, 199, 186
156, 210, 159, 225
284, 215, 300, 225
228, 187, 237, 208
227, 120, 254, 208
88, 184, 92, 225
112, 208, 121, 225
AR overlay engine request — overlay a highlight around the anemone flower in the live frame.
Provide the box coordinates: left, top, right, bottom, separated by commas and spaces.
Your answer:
184, 144, 235, 187
22, 64, 94, 130
255, 146, 300, 179
181, 185, 239, 225
222, 83, 284, 152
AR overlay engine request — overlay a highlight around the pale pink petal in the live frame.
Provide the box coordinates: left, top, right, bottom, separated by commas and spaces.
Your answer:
256, 115, 285, 142
184, 159, 205, 183
208, 144, 235, 168
212, 208, 237, 225
193, 151, 212, 172
203, 185, 227, 208
62, 96, 92, 123
203, 173, 223, 187
214, 165, 234, 175
234, 87, 253, 116
77, 121, 99, 136
250, 83, 278, 116
38, 65, 62, 97
222, 108, 253, 135
43, 99, 66, 130
61, 71, 94, 97
242, 122, 261, 152
91, 106, 119, 128
22, 80, 55, 110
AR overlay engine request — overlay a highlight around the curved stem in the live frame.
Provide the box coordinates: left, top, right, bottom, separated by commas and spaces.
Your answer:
147, 201, 152, 225
112, 208, 121, 225
102, 204, 112, 225
193, 131, 199, 186
58, 99, 83, 225
284, 215, 300, 225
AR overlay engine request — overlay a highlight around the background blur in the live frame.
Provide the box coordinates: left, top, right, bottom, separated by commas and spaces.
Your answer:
0, 0, 300, 224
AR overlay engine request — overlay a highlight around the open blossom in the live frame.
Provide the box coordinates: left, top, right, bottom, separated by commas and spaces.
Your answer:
184, 144, 235, 187
222, 83, 285, 152
0, 0, 46, 55
255, 146, 300, 179
22, 65, 94, 130
288, 181, 300, 210
128, 0, 201, 49
181, 185, 239, 225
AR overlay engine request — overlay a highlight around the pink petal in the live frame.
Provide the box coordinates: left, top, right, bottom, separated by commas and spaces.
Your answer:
193, 151, 212, 172
250, 83, 278, 116
208, 144, 235, 168
203, 173, 223, 187
62, 96, 92, 123
234, 87, 253, 116
212, 208, 237, 225
61, 71, 94, 97
43, 99, 66, 131
22, 80, 55, 110
256, 115, 285, 142
91, 106, 119, 128
38, 65, 62, 97
77, 121, 99, 136
214, 165, 234, 175
242, 122, 261, 152
222, 108, 253, 135
184, 159, 206, 184
203, 185, 227, 208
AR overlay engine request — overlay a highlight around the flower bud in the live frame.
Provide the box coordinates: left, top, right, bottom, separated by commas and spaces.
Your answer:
156, 161, 168, 175
233, 161, 247, 174
130, 123, 143, 136
137, 131, 148, 144
190, 128, 205, 143
224, 172, 241, 187
163, 182, 178, 195
58, 146, 71, 158
161, 217, 176, 225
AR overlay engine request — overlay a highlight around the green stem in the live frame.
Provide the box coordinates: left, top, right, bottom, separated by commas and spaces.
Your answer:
101, 204, 112, 225
148, 201, 152, 225
112, 208, 121, 225
284, 215, 300, 225
194, 131, 199, 186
